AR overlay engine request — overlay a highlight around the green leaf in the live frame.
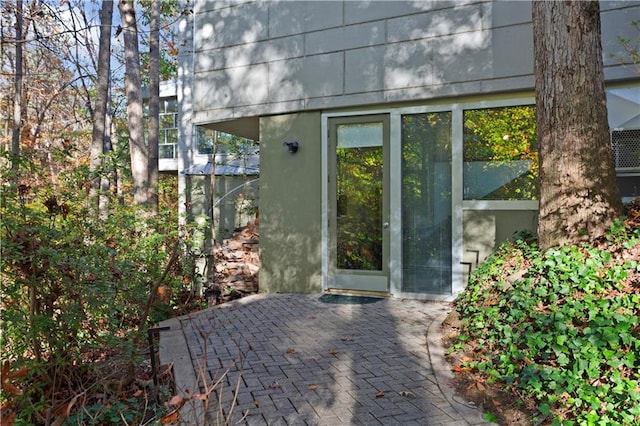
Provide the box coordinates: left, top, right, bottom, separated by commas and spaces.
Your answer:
483, 412, 499, 423
539, 402, 551, 416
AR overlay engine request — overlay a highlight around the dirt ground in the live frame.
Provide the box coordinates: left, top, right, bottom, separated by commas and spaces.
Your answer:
441, 309, 535, 426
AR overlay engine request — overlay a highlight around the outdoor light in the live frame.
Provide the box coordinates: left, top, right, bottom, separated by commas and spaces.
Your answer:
283, 141, 299, 154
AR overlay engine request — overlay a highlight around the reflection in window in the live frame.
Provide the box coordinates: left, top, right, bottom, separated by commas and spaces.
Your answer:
197, 127, 215, 155
336, 123, 383, 271
463, 106, 537, 200
196, 128, 258, 156
401, 112, 452, 294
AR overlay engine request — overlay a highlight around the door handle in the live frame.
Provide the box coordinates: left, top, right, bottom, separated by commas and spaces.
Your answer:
383, 222, 390, 229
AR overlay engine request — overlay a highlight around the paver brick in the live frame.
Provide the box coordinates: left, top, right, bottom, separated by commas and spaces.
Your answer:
160, 294, 492, 426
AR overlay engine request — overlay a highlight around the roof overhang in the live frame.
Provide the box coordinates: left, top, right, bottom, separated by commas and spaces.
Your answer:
199, 117, 260, 141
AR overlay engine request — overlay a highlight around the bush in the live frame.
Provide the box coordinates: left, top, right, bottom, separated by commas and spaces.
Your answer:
454, 219, 640, 425
0, 162, 202, 424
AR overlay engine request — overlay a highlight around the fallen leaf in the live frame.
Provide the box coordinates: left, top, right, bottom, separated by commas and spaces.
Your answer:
254, 400, 260, 407
168, 395, 187, 408
1, 361, 26, 396
375, 391, 385, 398
132, 390, 143, 397
192, 393, 208, 401
159, 409, 179, 424
0, 411, 16, 426
307, 385, 318, 390
286, 348, 297, 354
328, 350, 339, 355
476, 382, 485, 391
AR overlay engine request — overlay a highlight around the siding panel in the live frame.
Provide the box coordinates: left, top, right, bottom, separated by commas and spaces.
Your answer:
269, 1, 343, 38
305, 21, 385, 55
194, 2, 269, 50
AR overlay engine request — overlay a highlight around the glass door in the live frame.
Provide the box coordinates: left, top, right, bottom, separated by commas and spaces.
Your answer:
328, 115, 390, 293
400, 112, 452, 295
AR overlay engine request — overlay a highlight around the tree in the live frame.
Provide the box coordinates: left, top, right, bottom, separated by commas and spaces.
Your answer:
532, 0, 623, 250
2, 0, 94, 183
11, 0, 23, 168
118, 0, 148, 207
147, 0, 160, 215
90, 0, 113, 218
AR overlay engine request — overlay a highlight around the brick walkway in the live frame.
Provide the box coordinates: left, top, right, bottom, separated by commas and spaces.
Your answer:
159, 294, 490, 425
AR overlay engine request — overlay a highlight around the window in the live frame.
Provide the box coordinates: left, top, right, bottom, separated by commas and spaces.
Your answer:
159, 98, 178, 159
611, 129, 640, 172
196, 128, 258, 156
463, 105, 538, 200
197, 127, 215, 155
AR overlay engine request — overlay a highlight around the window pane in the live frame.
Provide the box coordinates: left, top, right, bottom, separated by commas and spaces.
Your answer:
159, 144, 175, 159
197, 127, 214, 155
217, 131, 257, 155
337, 123, 383, 148
160, 113, 176, 129
336, 135, 383, 271
463, 105, 537, 200
166, 129, 178, 144
164, 98, 178, 113
401, 112, 452, 294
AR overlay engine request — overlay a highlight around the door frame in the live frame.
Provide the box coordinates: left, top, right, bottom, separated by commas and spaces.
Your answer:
327, 114, 391, 293
322, 98, 537, 299
322, 108, 463, 299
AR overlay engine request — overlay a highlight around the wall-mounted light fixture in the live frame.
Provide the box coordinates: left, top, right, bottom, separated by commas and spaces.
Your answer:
283, 141, 299, 154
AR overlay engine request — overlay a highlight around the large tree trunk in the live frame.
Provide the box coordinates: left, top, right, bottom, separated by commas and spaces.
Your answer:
11, 0, 23, 169
532, 0, 623, 250
147, 0, 160, 215
90, 0, 113, 218
118, 0, 148, 206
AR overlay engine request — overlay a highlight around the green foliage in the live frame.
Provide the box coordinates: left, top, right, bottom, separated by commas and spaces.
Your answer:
463, 105, 538, 200
454, 222, 640, 425
0, 158, 202, 423
336, 144, 383, 270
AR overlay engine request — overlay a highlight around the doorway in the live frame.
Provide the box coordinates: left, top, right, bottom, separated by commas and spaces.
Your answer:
325, 111, 454, 296
327, 115, 390, 293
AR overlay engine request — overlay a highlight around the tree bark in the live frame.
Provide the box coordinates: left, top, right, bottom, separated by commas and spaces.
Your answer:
532, 0, 623, 250
90, 0, 113, 218
147, 0, 160, 215
11, 0, 23, 168
118, 0, 148, 206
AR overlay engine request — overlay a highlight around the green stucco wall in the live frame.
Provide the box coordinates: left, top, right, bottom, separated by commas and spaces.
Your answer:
462, 209, 538, 281
259, 112, 323, 293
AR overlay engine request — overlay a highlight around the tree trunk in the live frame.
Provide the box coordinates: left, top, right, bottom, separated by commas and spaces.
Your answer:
147, 0, 160, 215
90, 0, 113, 217
118, 0, 148, 206
11, 0, 23, 169
532, 0, 623, 250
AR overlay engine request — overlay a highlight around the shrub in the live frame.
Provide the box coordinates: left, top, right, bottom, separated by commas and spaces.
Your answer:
455, 219, 640, 425
0, 162, 201, 424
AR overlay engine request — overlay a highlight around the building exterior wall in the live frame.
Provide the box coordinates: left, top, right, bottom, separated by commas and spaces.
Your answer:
189, 1, 638, 124
462, 209, 538, 281
259, 112, 323, 293
179, 0, 640, 297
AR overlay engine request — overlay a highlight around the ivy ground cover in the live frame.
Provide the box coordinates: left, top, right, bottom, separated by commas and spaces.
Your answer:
451, 203, 640, 425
